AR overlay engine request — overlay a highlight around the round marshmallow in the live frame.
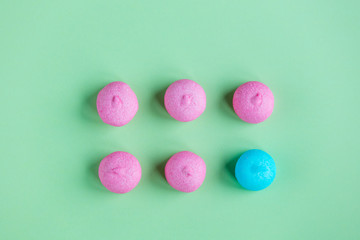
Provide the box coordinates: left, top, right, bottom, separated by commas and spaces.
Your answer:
233, 81, 274, 124
98, 151, 141, 194
164, 79, 206, 122
235, 149, 276, 191
97, 81, 138, 127
165, 151, 206, 192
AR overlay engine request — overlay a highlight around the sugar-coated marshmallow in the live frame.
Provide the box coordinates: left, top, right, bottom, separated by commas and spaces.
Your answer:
233, 81, 274, 124
165, 151, 206, 192
235, 149, 276, 191
98, 151, 141, 193
164, 79, 206, 122
97, 81, 138, 127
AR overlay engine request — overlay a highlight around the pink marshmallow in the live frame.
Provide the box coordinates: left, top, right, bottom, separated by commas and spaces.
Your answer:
165, 151, 206, 193
98, 151, 141, 194
233, 81, 274, 124
96, 81, 138, 127
164, 79, 206, 122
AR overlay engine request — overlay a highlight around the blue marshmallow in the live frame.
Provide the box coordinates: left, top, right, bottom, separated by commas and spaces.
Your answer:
235, 149, 276, 191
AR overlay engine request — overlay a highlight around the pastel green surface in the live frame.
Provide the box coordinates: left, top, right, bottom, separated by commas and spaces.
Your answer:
1, 1, 359, 239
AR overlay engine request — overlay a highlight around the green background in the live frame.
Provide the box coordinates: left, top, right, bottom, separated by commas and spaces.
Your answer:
1, 1, 359, 239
